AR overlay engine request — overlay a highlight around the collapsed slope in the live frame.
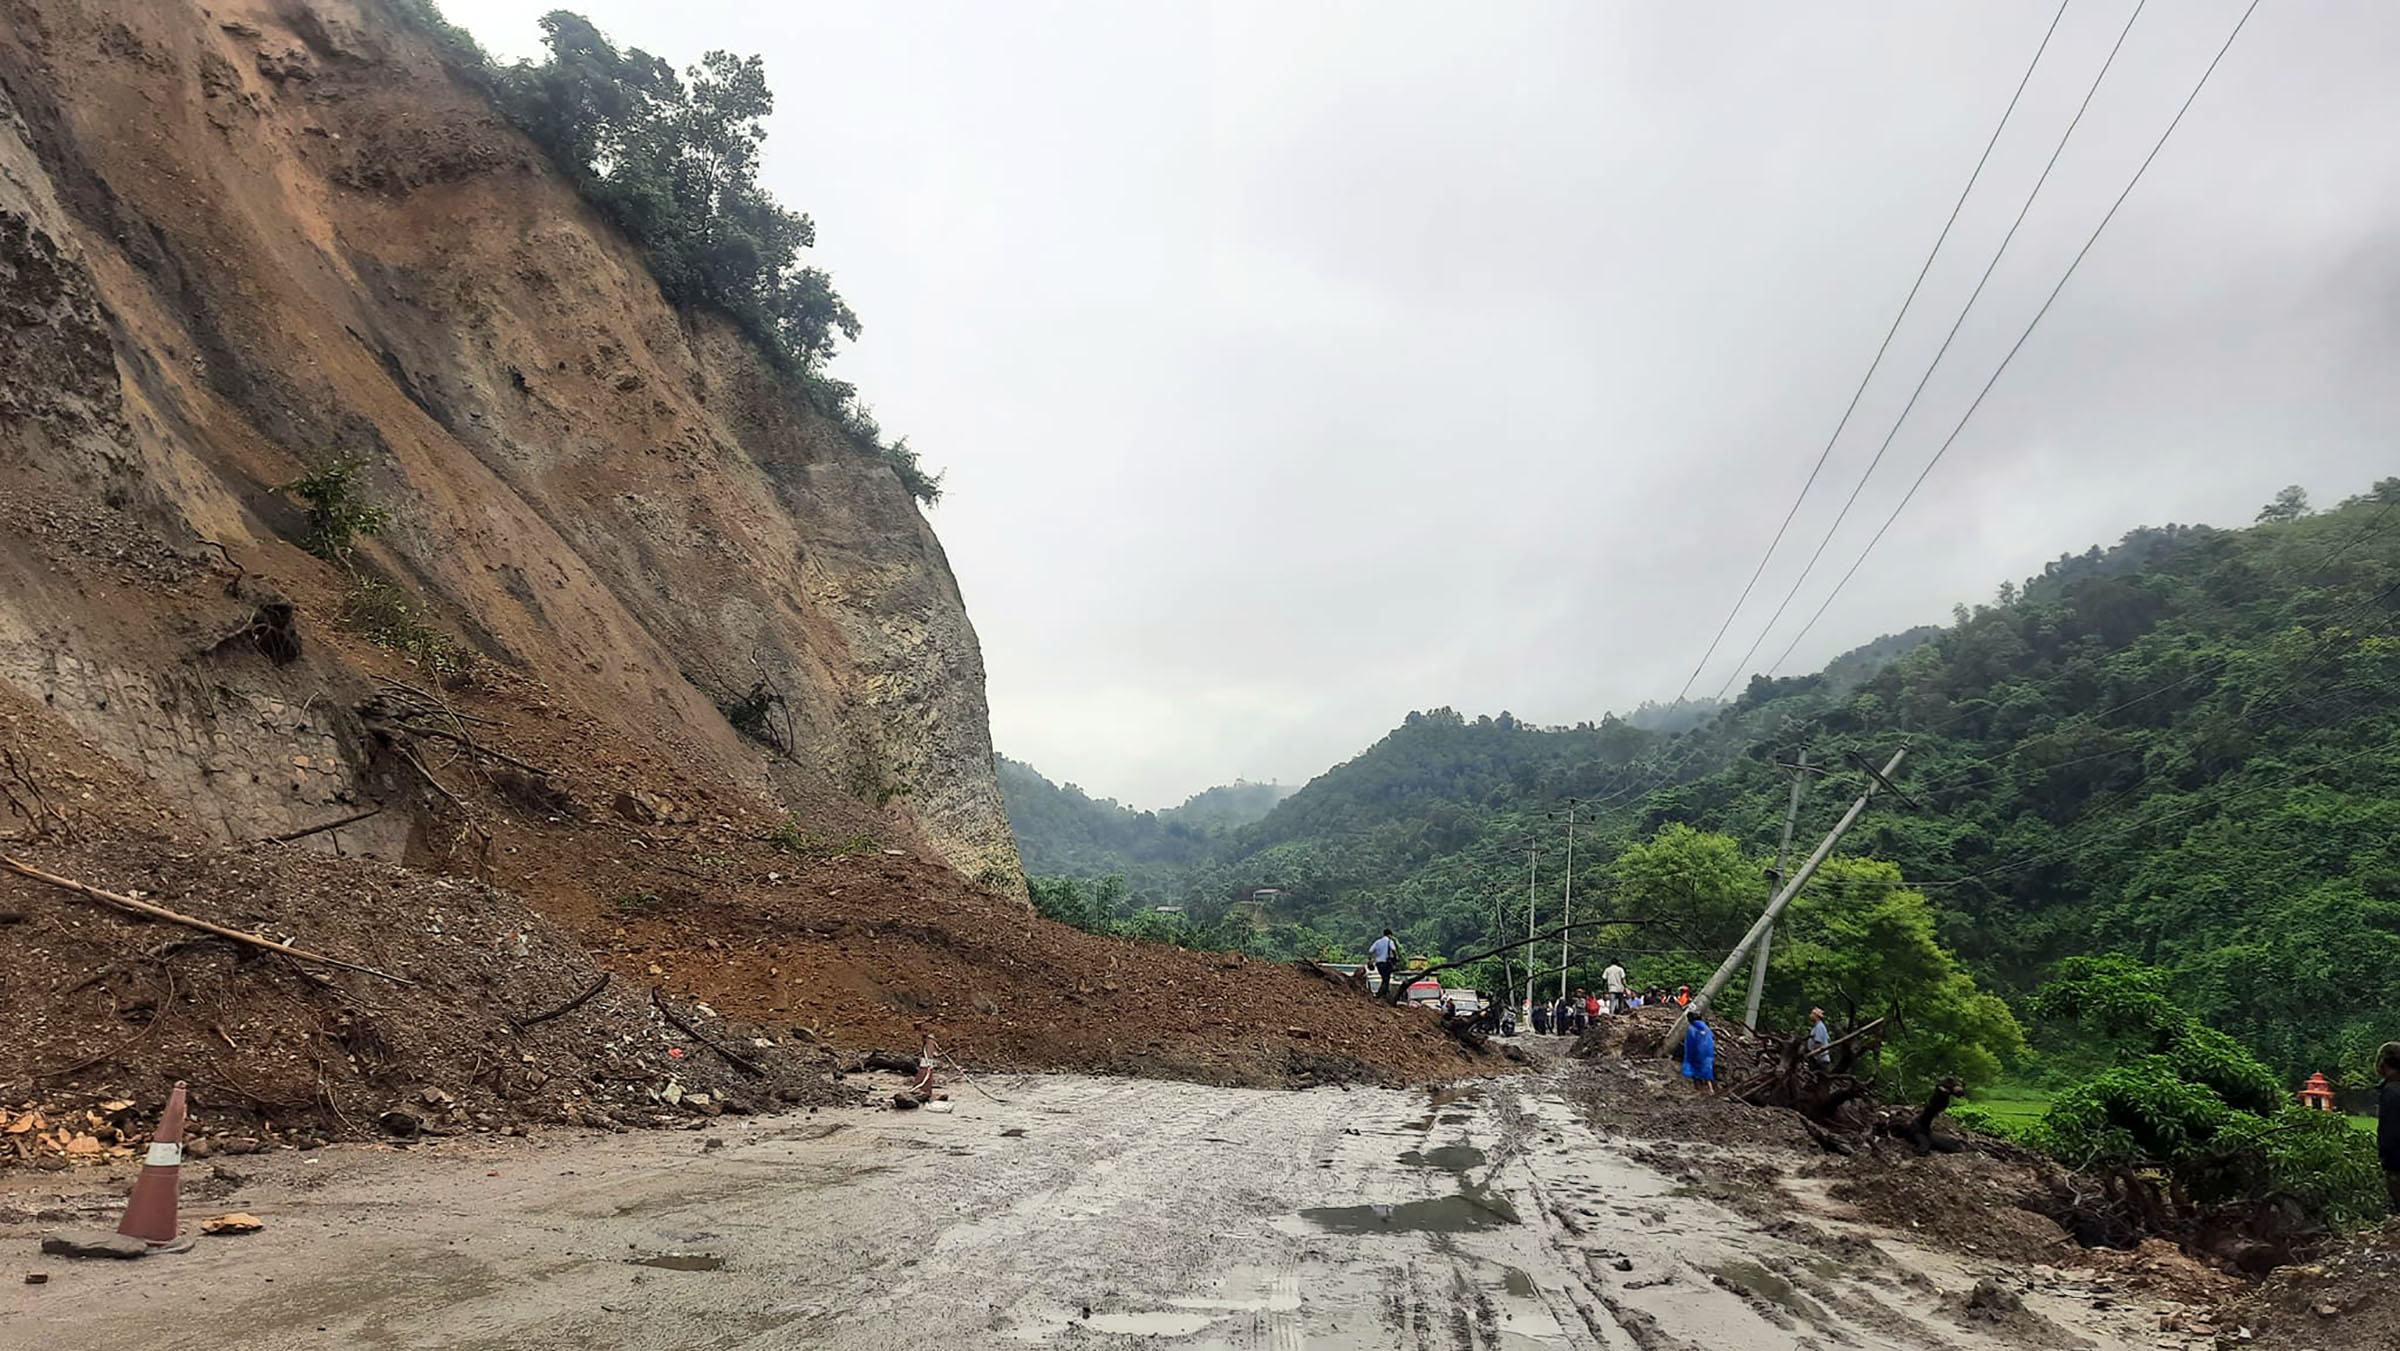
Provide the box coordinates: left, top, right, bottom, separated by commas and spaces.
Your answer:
0, 0, 1015, 883
0, 666, 1494, 1156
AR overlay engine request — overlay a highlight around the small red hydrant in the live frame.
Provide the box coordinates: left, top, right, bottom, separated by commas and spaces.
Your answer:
2298, 1072, 2337, 1111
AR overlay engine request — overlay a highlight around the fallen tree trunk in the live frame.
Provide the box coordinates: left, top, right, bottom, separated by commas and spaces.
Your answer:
1, 854, 415, 985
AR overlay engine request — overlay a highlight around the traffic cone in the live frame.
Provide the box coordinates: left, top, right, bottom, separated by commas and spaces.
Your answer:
116, 1080, 187, 1246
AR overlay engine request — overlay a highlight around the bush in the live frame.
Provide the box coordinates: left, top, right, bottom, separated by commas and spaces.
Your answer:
279, 457, 390, 561
2027, 955, 2386, 1231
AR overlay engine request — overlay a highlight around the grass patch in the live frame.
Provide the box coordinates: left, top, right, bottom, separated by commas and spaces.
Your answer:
764, 814, 876, 858
342, 578, 473, 674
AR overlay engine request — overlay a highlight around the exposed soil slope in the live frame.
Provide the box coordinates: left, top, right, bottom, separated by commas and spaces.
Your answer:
0, 0, 1014, 883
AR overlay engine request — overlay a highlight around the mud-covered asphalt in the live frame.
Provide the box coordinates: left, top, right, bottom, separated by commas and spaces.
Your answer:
1, 1062, 2172, 1349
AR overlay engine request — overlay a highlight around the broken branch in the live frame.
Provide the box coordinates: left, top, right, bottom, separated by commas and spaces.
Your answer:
261, 805, 385, 844
650, 985, 764, 1076
513, 972, 609, 1029
0, 855, 415, 985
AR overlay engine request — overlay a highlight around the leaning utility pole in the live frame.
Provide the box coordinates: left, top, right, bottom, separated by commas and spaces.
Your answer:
1668, 747, 1907, 1055
1743, 751, 1814, 1029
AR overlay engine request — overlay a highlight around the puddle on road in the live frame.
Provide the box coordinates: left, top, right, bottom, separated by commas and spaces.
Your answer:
1082, 1310, 1217, 1337
629, 1253, 725, 1271
1299, 1189, 1520, 1235
1396, 1144, 1487, 1173
1502, 1266, 1536, 1297
1438, 1112, 1472, 1124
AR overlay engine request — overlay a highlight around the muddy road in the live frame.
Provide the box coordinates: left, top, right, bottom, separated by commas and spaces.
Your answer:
3, 1064, 2177, 1349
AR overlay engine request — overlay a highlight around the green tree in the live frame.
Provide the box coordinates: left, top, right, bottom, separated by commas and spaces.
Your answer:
1761, 856, 2024, 1091
2027, 955, 2384, 1229
2254, 483, 2311, 523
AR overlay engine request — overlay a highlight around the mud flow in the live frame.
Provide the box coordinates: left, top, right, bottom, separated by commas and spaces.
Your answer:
0, 1062, 2202, 1349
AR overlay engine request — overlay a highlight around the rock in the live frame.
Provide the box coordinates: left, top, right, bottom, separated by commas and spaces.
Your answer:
23, 1272, 46, 1284
200, 1213, 264, 1236
1965, 1279, 2024, 1314
1612, 1258, 1635, 1272
702, 1138, 724, 1152
40, 1231, 150, 1260
378, 1110, 422, 1138
419, 1088, 453, 1108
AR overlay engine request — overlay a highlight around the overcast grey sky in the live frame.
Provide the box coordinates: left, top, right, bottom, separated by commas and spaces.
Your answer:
466, 0, 2399, 808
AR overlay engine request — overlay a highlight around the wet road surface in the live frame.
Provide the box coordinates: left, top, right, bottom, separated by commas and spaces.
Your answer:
0, 1067, 2160, 1348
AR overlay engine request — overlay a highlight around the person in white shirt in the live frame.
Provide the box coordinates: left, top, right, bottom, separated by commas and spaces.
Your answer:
1602, 962, 1628, 1015
1368, 930, 1398, 997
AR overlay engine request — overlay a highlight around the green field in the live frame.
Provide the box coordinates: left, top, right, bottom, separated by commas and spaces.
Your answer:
1966, 1084, 2377, 1136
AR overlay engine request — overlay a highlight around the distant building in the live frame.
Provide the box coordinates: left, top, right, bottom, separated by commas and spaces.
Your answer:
1152, 904, 1184, 915
1250, 888, 1284, 905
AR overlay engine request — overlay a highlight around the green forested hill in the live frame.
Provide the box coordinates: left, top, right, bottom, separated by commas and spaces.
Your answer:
1029, 479, 2400, 1083
994, 755, 1292, 885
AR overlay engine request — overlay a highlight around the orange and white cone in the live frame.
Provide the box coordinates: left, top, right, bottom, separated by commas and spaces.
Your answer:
116, 1080, 187, 1246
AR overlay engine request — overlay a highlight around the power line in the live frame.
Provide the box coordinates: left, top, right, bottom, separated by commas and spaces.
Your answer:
1763, 0, 2266, 677
1669, 0, 2075, 704
1713, 0, 2152, 702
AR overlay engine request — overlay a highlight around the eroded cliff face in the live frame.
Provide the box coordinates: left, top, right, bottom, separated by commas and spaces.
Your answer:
0, 0, 1019, 888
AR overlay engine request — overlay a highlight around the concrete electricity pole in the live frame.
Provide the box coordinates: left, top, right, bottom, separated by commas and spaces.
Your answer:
1743, 752, 1816, 1029
1548, 799, 1582, 1001
1523, 840, 1538, 1021
1669, 747, 1907, 1055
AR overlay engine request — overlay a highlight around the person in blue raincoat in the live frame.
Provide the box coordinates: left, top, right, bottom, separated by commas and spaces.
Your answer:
1681, 1011, 1717, 1095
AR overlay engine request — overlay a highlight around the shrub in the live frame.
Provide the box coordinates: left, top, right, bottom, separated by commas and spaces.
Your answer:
2027, 955, 2386, 1231
279, 457, 390, 561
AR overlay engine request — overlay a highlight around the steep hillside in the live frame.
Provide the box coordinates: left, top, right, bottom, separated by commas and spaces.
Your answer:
0, 0, 1013, 883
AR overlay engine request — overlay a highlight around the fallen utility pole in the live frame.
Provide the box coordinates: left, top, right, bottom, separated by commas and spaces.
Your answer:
1744, 752, 1815, 1029
1666, 747, 1907, 1055
1, 854, 416, 985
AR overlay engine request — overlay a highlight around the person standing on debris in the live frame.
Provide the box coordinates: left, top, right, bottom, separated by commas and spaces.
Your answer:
1581, 988, 1600, 1024
1602, 961, 1627, 1014
1675, 985, 1691, 1008
1682, 1010, 1717, 1095
1553, 994, 1575, 1037
2379, 1041, 2400, 1211
1368, 930, 1398, 997
1809, 1007, 1833, 1068
1531, 997, 1551, 1036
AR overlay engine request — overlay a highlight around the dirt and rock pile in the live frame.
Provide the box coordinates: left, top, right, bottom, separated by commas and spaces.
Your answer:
1, 836, 841, 1159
